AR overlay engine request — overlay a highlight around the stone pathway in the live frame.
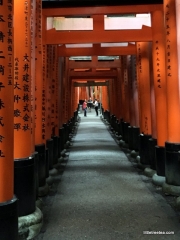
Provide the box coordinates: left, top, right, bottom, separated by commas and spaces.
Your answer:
35, 110, 180, 240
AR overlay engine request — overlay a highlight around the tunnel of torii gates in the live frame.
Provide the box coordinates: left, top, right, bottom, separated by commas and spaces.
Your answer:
1, 0, 180, 238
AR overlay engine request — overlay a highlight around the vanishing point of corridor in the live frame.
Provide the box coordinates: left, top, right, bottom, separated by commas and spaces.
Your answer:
35, 110, 180, 240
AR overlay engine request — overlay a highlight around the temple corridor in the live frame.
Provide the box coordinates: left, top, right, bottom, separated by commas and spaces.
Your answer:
35, 110, 180, 240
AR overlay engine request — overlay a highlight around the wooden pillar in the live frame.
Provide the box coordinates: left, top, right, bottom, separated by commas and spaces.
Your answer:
124, 56, 130, 124
136, 42, 152, 166
128, 55, 138, 150
116, 68, 122, 120
131, 55, 139, 127
151, 9, 167, 182
71, 84, 76, 113
62, 58, 69, 123
148, 42, 158, 171
0, 2, 18, 237
51, 45, 56, 136
120, 56, 125, 122
114, 78, 119, 118
34, 0, 48, 197
42, 17, 54, 179
50, 45, 59, 164
14, 0, 36, 217
14, 0, 32, 159
120, 56, 130, 143
67, 64, 72, 120
101, 86, 109, 111
46, 45, 52, 139
58, 57, 64, 128
149, 43, 157, 141
54, 45, 59, 136
71, 83, 74, 113
129, 55, 140, 152
0, 0, 14, 204
164, 1, 180, 143
31, 0, 36, 154
129, 55, 137, 127
162, 0, 180, 195
110, 79, 116, 115
42, 43, 46, 144
137, 42, 152, 135
108, 80, 113, 114
35, 0, 43, 145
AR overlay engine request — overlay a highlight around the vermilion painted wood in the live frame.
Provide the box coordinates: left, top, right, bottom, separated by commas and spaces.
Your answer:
58, 45, 137, 57
35, 0, 44, 145
14, 0, 32, 159
45, 26, 152, 45
136, 42, 152, 135
164, 0, 180, 143
68, 59, 121, 69
0, 1, 14, 202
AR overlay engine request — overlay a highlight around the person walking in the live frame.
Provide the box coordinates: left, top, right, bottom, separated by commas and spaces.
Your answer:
87, 97, 93, 112
82, 99, 87, 117
94, 98, 99, 116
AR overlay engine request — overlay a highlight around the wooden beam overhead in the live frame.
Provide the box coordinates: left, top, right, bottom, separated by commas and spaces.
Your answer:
42, 5, 163, 17
72, 79, 112, 82
58, 44, 136, 57
68, 59, 120, 69
74, 81, 109, 87
69, 70, 117, 79
45, 25, 152, 44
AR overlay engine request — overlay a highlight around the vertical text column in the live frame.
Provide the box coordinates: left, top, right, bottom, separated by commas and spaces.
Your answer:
14, 0, 32, 159
136, 42, 152, 166
162, 0, 180, 195
151, 10, 167, 182
0, 0, 14, 202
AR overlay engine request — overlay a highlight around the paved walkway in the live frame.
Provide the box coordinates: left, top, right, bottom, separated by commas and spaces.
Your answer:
35, 109, 180, 240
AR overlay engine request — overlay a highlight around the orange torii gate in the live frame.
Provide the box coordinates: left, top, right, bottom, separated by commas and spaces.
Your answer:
41, 2, 180, 197
3, 1, 180, 239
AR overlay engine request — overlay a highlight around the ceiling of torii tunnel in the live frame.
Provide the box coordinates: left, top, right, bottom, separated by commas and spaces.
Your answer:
42, 0, 163, 8
42, 0, 163, 66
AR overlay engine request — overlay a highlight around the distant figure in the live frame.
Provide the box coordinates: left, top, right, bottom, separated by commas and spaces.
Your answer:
82, 99, 87, 117
94, 98, 99, 116
87, 97, 93, 112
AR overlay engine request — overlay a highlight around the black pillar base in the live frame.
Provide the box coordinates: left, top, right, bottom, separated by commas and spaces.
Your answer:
59, 127, 65, 152
165, 142, 180, 186
35, 144, 46, 187
152, 145, 166, 187
57, 136, 61, 158
52, 136, 58, 165
139, 134, 152, 166
46, 138, 54, 170
155, 146, 165, 177
107, 111, 110, 123
124, 122, 130, 143
33, 151, 39, 200
0, 196, 18, 240
128, 126, 133, 150
45, 148, 49, 178
148, 138, 157, 170
63, 123, 68, 143
117, 122, 122, 136
132, 127, 140, 151
14, 157, 36, 217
